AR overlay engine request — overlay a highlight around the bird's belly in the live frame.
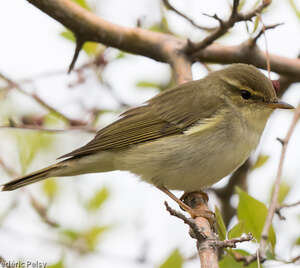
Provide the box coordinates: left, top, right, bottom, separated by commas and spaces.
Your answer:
115, 127, 260, 192
160, 144, 248, 191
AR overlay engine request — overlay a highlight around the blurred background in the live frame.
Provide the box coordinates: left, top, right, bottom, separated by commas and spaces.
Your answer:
0, 0, 300, 267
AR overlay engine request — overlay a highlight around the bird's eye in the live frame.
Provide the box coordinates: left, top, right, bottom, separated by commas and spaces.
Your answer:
240, 90, 251, 100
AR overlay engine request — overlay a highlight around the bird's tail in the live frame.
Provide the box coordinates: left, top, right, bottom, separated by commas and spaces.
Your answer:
1, 163, 67, 191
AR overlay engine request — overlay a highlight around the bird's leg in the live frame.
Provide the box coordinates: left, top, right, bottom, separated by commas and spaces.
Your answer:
157, 186, 195, 214
157, 186, 214, 222
180, 190, 209, 203
180, 191, 216, 226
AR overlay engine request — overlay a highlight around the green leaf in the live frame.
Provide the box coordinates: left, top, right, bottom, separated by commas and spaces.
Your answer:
115, 52, 126, 59
289, 0, 300, 19
159, 249, 183, 268
86, 187, 109, 211
215, 206, 226, 240
47, 259, 65, 268
220, 252, 259, 268
83, 225, 109, 251
71, 0, 91, 11
251, 155, 269, 170
294, 236, 300, 246
60, 30, 99, 56
148, 17, 170, 34
237, 0, 246, 12
61, 226, 109, 252
60, 30, 75, 42
42, 179, 58, 199
44, 112, 66, 127
15, 132, 54, 174
236, 187, 276, 249
219, 254, 245, 268
252, 0, 261, 9
252, 16, 260, 34
228, 221, 245, 240
60, 229, 80, 242
266, 249, 276, 260
82, 42, 99, 56
136, 81, 160, 89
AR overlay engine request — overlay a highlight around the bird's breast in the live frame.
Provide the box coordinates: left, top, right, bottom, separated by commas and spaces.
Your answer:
114, 112, 265, 192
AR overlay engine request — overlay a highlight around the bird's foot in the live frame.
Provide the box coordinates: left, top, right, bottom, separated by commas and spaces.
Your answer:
180, 190, 209, 203
157, 187, 215, 225
180, 191, 215, 226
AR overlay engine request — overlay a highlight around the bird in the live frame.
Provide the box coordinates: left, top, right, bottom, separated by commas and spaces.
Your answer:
0, 64, 293, 217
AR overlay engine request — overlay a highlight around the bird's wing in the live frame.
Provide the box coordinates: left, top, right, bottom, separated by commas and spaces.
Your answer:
59, 80, 223, 159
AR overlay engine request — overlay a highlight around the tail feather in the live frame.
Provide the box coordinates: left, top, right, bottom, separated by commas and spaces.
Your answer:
1, 164, 63, 191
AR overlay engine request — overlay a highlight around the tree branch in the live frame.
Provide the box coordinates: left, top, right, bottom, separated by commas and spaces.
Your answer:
182, 192, 219, 268
192, 42, 300, 79
25, 0, 300, 81
26, 0, 193, 84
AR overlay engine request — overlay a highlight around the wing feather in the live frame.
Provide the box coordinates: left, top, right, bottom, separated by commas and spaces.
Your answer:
59, 80, 224, 159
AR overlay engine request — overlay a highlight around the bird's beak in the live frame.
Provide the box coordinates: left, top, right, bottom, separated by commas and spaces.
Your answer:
266, 100, 294, 109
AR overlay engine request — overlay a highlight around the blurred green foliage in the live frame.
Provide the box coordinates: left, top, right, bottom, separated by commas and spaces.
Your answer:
158, 249, 183, 268
15, 131, 54, 174
251, 154, 269, 170
0, 0, 298, 267
86, 186, 109, 211
236, 187, 276, 250
60, 30, 99, 56
72, 0, 91, 11
60, 225, 109, 253
228, 221, 245, 240
42, 179, 58, 200
47, 259, 65, 268
220, 250, 260, 268
215, 205, 227, 240
289, 0, 300, 19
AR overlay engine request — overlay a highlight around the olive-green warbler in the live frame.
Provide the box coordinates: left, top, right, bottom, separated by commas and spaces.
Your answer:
1, 64, 293, 214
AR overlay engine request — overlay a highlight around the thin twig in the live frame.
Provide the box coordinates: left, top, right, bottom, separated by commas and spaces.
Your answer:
278, 200, 300, 209
252, 23, 283, 44
259, 103, 300, 257
162, 0, 216, 31
164, 201, 207, 242
0, 72, 86, 126
257, 15, 271, 79
29, 194, 60, 228
0, 158, 18, 177
186, 0, 271, 53
68, 37, 84, 73
0, 124, 97, 133
275, 200, 300, 220
213, 233, 253, 248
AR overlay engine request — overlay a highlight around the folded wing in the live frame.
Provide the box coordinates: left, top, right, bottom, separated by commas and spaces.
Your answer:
59, 80, 223, 159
